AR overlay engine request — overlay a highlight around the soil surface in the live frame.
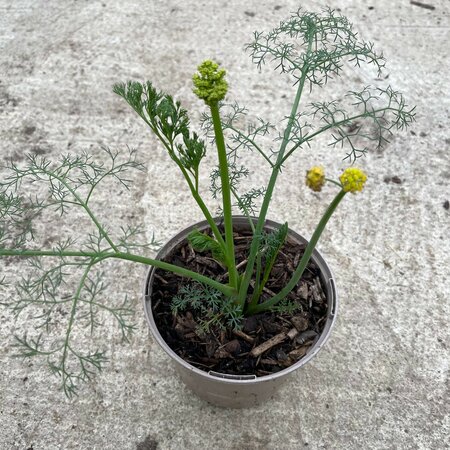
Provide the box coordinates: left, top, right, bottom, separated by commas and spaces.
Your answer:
151, 225, 329, 376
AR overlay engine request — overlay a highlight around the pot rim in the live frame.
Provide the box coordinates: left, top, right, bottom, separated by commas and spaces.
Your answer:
143, 215, 338, 385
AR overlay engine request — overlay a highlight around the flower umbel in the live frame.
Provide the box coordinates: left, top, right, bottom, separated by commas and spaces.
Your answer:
339, 168, 367, 193
306, 166, 325, 192
193, 60, 228, 105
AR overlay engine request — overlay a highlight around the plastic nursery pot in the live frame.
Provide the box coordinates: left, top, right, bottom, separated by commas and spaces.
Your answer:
143, 216, 338, 408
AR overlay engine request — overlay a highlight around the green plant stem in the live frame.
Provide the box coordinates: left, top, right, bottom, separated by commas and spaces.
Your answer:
246, 190, 346, 314
177, 158, 227, 249
249, 251, 262, 308
149, 124, 228, 255
61, 263, 93, 396
0, 249, 236, 297
210, 102, 239, 290
113, 252, 235, 295
236, 36, 314, 310
0, 249, 108, 259
326, 178, 343, 188
255, 252, 278, 300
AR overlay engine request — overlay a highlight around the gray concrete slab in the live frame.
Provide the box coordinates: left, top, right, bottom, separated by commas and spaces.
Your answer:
0, 0, 449, 449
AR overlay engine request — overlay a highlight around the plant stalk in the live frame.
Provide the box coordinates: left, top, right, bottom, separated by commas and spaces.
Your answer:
61, 263, 93, 396
236, 38, 314, 309
246, 190, 346, 314
150, 125, 228, 255
0, 249, 236, 297
210, 102, 239, 290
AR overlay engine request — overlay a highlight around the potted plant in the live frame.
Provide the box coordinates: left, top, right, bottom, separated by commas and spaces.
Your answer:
0, 8, 415, 407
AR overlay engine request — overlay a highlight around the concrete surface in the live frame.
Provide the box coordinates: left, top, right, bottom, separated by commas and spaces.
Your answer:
0, 0, 449, 449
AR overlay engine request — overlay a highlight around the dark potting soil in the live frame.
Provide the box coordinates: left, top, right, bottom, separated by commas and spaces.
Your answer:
151, 226, 328, 377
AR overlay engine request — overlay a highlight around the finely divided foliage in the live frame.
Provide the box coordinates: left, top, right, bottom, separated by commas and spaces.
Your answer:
0, 8, 415, 396
113, 82, 207, 187
247, 7, 385, 83
172, 283, 242, 332
0, 149, 158, 397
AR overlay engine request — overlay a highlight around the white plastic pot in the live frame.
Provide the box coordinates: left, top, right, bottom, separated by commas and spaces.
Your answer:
143, 216, 338, 408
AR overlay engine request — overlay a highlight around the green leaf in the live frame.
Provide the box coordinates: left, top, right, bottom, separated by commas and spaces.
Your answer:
187, 229, 226, 265
177, 132, 206, 172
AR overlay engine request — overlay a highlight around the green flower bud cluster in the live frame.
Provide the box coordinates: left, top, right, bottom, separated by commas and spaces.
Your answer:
193, 60, 228, 105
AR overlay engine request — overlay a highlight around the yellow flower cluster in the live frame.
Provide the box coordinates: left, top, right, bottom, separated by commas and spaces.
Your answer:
339, 167, 367, 193
193, 60, 228, 105
305, 166, 325, 192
